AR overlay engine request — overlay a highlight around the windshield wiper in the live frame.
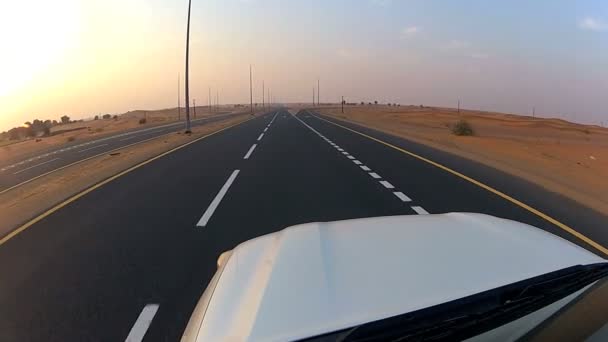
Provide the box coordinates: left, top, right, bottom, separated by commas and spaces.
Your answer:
326, 263, 608, 342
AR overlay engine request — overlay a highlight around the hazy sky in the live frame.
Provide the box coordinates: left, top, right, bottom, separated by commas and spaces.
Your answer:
0, 0, 607, 131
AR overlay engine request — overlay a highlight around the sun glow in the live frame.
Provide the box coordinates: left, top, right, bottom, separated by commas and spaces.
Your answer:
0, 0, 80, 97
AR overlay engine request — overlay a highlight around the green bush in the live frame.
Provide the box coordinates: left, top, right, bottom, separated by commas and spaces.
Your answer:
452, 120, 474, 136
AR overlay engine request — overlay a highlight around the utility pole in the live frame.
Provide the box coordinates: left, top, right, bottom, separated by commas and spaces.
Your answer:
317, 79, 320, 106
458, 99, 460, 114
178, 73, 181, 120
533, 107, 536, 118
208, 87, 211, 113
184, 0, 192, 133
193, 99, 196, 119
313, 88, 315, 106
341, 96, 344, 113
216, 89, 219, 112
249, 65, 253, 114
262, 81, 265, 110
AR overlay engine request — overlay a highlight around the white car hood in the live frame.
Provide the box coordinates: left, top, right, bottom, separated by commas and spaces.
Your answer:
189, 213, 605, 342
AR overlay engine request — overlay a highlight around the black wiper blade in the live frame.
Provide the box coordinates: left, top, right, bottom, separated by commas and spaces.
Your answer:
335, 263, 608, 342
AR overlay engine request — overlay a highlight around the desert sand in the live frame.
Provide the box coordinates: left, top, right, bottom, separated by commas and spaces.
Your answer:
316, 105, 608, 216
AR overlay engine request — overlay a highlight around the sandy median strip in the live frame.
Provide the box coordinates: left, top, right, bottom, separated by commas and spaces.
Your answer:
0, 114, 251, 239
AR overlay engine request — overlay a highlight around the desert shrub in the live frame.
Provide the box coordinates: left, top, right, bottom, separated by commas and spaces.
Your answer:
67, 136, 76, 142
139, 118, 147, 124
95, 128, 104, 133
452, 120, 474, 136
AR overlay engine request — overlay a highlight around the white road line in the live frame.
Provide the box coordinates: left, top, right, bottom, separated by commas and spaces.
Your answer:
125, 304, 159, 342
120, 136, 138, 141
369, 172, 381, 179
264, 127, 268, 132
394, 192, 412, 202
257, 133, 264, 141
77, 143, 109, 153
360, 165, 371, 171
342, 152, 349, 155
347, 155, 356, 160
380, 180, 395, 189
337, 148, 344, 152
243, 144, 257, 159
353, 160, 362, 165
13, 158, 60, 175
197, 170, 240, 227
412, 206, 430, 215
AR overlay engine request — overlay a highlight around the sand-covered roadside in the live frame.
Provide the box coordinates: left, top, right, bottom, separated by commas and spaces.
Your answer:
316, 105, 608, 216
0, 113, 251, 238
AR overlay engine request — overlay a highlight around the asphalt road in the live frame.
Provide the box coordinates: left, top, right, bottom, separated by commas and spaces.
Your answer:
0, 112, 242, 194
0, 109, 606, 341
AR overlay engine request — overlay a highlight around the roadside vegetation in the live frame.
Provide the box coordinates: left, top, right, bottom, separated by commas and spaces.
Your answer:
452, 119, 474, 136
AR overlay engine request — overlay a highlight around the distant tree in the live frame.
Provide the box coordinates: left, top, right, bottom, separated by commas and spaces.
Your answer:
420, 104, 424, 108
94, 115, 99, 120
113, 115, 118, 120
387, 103, 392, 106
52, 120, 58, 125
374, 100, 378, 105
360, 101, 364, 105
61, 115, 70, 124
102, 114, 111, 119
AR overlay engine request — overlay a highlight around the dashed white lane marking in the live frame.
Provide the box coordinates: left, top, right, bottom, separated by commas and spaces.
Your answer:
353, 160, 362, 165
120, 135, 138, 141
342, 152, 349, 155
337, 148, 344, 152
380, 180, 395, 189
197, 170, 240, 227
125, 304, 159, 342
77, 143, 109, 153
13, 158, 60, 175
257, 133, 264, 141
264, 127, 268, 132
394, 192, 412, 202
347, 155, 356, 160
360, 165, 371, 171
244, 144, 257, 159
411, 206, 430, 215
369, 172, 381, 179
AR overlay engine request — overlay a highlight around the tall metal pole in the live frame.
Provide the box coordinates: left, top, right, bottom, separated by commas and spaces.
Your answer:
208, 87, 211, 113
313, 88, 315, 106
317, 79, 320, 106
262, 81, 265, 110
458, 99, 460, 114
249, 65, 253, 114
193, 99, 196, 119
184, 0, 192, 133
178, 73, 181, 120
341, 96, 344, 113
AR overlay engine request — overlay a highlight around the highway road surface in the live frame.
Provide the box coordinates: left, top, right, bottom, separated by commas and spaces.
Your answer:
0, 109, 606, 341
0, 112, 242, 194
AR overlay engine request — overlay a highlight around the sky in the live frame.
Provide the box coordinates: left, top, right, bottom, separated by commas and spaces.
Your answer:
0, 0, 607, 131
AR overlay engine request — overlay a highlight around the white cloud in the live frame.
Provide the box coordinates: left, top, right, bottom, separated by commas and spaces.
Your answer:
401, 26, 419, 37
579, 17, 608, 32
443, 40, 470, 50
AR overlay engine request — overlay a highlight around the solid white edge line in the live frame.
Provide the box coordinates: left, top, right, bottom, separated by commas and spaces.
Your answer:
394, 192, 412, 202
243, 144, 257, 159
257, 133, 264, 141
197, 170, 240, 227
411, 206, 430, 215
13, 158, 61, 175
380, 180, 395, 189
125, 304, 159, 342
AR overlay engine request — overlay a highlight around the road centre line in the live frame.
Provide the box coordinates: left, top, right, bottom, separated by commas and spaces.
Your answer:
77, 143, 109, 153
394, 192, 412, 202
353, 160, 362, 165
197, 170, 240, 227
380, 180, 395, 189
411, 206, 429, 215
308, 112, 608, 256
369, 172, 381, 179
13, 158, 60, 175
0, 116, 256, 246
257, 133, 264, 141
244, 144, 257, 159
125, 304, 159, 342
347, 155, 356, 160
360, 166, 371, 171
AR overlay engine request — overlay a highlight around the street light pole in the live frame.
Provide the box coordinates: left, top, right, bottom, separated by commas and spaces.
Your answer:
249, 65, 253, 114
184, 0, 192, 133
341, 96, 344, 113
